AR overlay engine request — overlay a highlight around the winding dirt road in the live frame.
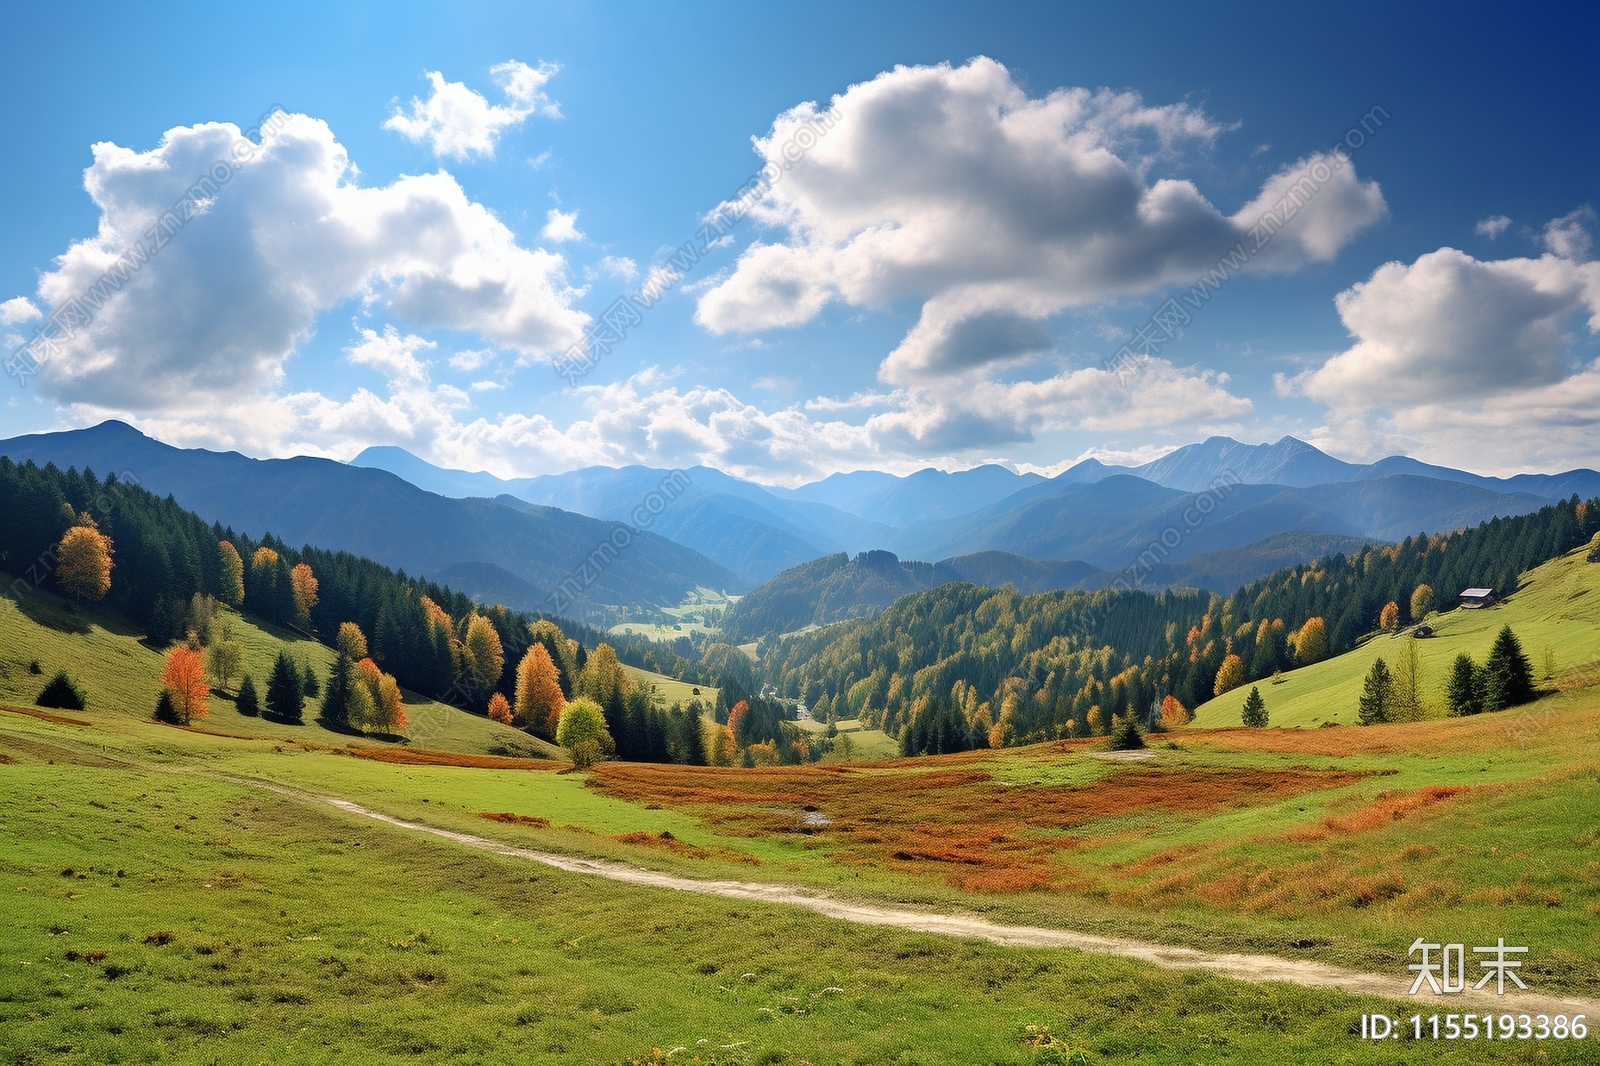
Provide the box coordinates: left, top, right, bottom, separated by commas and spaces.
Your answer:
312, 792, 1600, 1018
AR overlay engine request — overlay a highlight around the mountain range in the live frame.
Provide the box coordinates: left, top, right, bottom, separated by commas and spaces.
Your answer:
6, 422, 1597, 634
0, 421, 735, 620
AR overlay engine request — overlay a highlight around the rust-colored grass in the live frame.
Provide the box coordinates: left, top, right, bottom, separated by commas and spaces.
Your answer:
590, 760, 1364, 894
478, 811, 550, 828
612, 830, 713, 859
1, 703, 91, 727
1285, 785, 1470, 842
338, 746, 566, 771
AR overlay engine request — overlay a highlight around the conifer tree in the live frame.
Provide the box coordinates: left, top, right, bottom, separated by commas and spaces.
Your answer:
236, 674, 260, 717
265, 652, 305, 723
1482, 624, 1535, 710
1358, 657, 1394, 725
1241, 685, 1267, 727
1446, 653, 1482, 716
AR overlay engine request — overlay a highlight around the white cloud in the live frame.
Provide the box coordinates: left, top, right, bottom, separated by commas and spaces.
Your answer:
346, 325, 433, 383
385, 60, 560, 160
1543, 204, 1596, 260
595, 255, 637, 281
1306, 247, 1600, 406
0, 296, 40, 325
1475, 214, 1512, 239
448, 348, 493, 372
695, 57, 1385, 389
19, 112, 585, 410
1302, 213, 1600, 472
541, 208, 583, 243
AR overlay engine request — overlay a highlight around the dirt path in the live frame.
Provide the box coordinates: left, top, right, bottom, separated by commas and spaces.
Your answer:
311, 792, 1600, 1017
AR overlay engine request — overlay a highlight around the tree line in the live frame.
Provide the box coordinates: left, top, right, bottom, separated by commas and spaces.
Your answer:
759, 495, 1599, 754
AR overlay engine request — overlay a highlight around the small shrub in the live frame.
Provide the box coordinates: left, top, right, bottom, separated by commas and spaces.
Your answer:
153, 691, 180, 725
28, 659, 42, 675
37, 671, 86, 710
1109, 715, 1145, 751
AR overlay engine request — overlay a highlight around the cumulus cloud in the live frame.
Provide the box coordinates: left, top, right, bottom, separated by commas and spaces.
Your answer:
0, 296, 40, 325
1301, 210, 1600, 472
1475, 214, 1512, 239
541, 208, 583, 243
12, 112, 585, 410
1306, 247, 1600, 406
384, 60, 560, 160
1543, 205, 1596, 260
695, 57, 1386, 388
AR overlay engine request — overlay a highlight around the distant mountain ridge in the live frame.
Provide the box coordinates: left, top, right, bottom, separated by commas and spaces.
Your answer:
0, 422, 736, 620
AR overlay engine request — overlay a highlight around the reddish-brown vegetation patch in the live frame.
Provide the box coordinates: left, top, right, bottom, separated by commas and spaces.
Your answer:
1, 703, 91, 727
590, 761, 1363, 894
478, 811, 551, 828
1285, 785, 1469, 842
338, 747, 565, 771
612, 829, 713, 859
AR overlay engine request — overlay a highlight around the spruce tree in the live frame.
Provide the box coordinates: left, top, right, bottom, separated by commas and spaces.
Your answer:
682, 707, 708, 766
1446, 653, 1482, 717
153, 690, 179, 724
321, 652, 352, 731
1358, 657, 1394, 725
236, 674, 260, 717
1241, 685, 1267, 727
265, 652, 305, 723
1482, 624, 1535, 710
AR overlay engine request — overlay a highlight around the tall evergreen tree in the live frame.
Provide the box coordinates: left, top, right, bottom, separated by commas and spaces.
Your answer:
1482, 625, 1535, 711
321, 652, 353, 730
236, 674, 261, 717
1241, 685, 1267, 727
1446, 653, 1482, 717
1358, 657, 1394, 725
265, 652, 305, 723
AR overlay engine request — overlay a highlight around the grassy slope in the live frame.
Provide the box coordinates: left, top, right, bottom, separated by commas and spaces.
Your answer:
2, 725, 1588, 1064
794, 716, 900, 759
0, 586, 557, 758
1191, 545, 1600, 728
621, 663, 718, 710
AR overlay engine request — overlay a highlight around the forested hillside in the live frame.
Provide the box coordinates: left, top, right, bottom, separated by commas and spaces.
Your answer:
0, 458, 808, 766
763, 496, 1600, 754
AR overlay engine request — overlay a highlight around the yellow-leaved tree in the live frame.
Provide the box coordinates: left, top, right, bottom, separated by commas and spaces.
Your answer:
290, 562, 319, 629
461, 613, 505, 691
513, 643, 565, 738
55, 515, 113, 601
218, 540, 245, 606
1213, 653, 1246, 697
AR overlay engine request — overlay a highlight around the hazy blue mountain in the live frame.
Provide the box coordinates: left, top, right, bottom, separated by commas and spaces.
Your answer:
772, 469, 901, 512
353, 448, 895, 583
893, 473, 1556, 569
351, 445, 534, 499
0, 421, 736, 617
1122, 434, 1600, 498
1130, 435, 1360, 490
839, 465, 1047, 526
718, 529, 1379, 641
514, 464, 898, 581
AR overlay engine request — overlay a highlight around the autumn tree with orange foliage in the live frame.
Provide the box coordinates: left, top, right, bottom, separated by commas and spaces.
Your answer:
1379, 601, 1401, 633
1159, 694, 1189, 727
55, 515, 113, 601
161, 645, 209, 725
727, 699, 751, 747
487, 693, 513, 724
1292, 617, 1328, 666
1213, 653, 1245, 697
351, 657, 407, 733
513, 643, 565, 738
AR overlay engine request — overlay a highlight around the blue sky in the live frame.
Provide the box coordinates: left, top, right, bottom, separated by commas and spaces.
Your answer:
2, 0, 1597, 484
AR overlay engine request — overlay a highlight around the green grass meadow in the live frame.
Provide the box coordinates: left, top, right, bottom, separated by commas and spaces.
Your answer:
4, 564, 1600, 1062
